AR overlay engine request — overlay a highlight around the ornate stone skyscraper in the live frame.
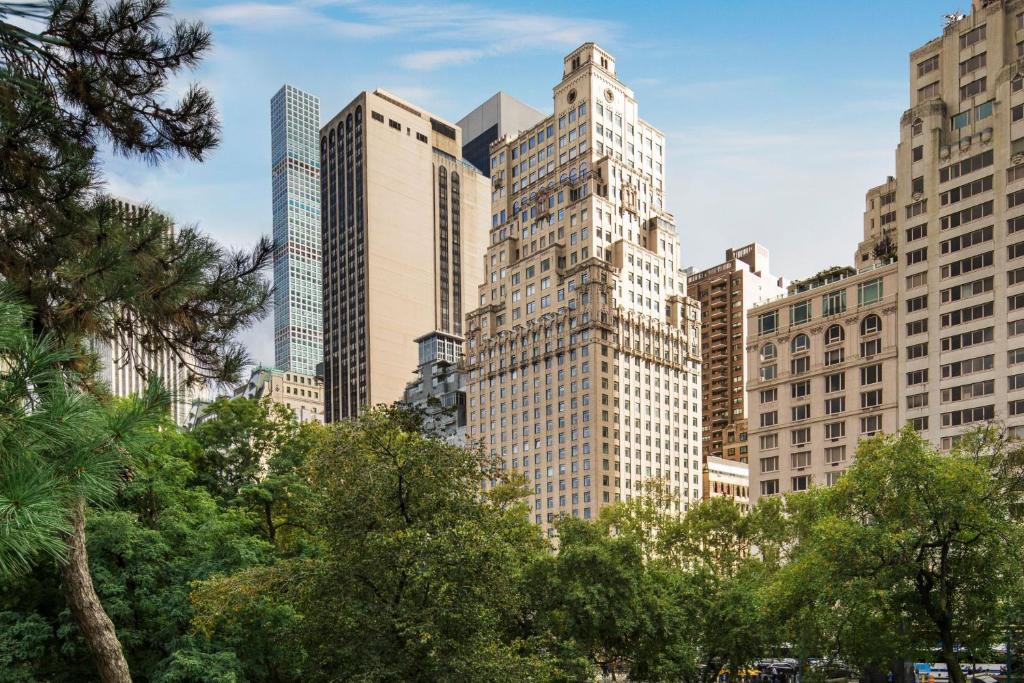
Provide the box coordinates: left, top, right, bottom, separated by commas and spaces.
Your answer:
465, 44, 704, 530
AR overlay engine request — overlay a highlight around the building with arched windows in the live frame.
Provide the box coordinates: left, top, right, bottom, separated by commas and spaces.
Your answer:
746, 257, 899, 502
319, 90, 489, 421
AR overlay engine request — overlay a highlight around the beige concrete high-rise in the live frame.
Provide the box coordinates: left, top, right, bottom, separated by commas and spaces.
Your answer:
93, 198, 197, 427
319, 90, 489, 421
857, 176, 899, 266
893, 0, 1024, 446
464, 44, 704, 530
746, 261, 900, 502
687, 244, 785, 463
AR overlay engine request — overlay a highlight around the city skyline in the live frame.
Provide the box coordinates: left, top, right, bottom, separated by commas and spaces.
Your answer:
100, 0, 955, 368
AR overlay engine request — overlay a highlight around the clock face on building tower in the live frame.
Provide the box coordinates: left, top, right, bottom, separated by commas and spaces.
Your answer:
604, 88, 614, 102
567, 89, 577, 104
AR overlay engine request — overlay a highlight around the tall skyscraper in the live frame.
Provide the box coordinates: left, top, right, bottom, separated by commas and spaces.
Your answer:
458, 92, 546, 176
464, 44, 704, 529
893, 0, 1024, 446
270, 85, 322, 376
319, 90, 489, 421
687, 244, 785, 463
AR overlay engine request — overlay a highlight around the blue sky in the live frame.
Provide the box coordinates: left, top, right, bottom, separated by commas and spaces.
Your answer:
102, 0, 956, 367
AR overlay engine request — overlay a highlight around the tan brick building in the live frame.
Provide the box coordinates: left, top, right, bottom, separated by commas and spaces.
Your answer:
319, 91, 489, 420
234, 366, 324, 424
894, 0, 1024, 446
464, 44, 704, 529
687, 244, 785, 464
746, 261, 900, 501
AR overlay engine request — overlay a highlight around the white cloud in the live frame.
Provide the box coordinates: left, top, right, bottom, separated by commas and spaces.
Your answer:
199, 2, 392, 37
196, 0, 617, 69
398, 48, 484, 70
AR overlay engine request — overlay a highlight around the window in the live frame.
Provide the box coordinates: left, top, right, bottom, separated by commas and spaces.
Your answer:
759, 434, 779, 450
940, 224, 992, 254
861, 414, 883, 435
760, 411, 778, 428
791, 451, 812, 469
952, 110, 971, 130
941, 404, 994, 427
760, 479, 780, 496
941, 301, 994, 327
859, 314, 881, 336
940, 326, 994, 352
791, 404, 810, 422
908, 416, 929, 432
906, 295, 928, 313
907, 393, 929, 410
791, 428, 810, 446
822, 290, 846, 317
760, 343, 777, 361
907, 272, 928, 289
861, 364, 882, 385
790, 300, 811, 326
906, 223, 928, 242
907, 342, 929, 359
918, 54, 939, 77
857, 279, 883, 306
940, 251, 993, 278
861, 389, 883, 409
791, 475, 811, 492
942, 379, 995, 403
959, 25, 986, 50
906, 247, 928, 266
912, 145, 924, 162
976, 99, 994, 121
825, 422, 846, 441
758, 311, 778, 336
824, 324, 845, 345
907, 318, 928, 336
825, 348, 845, 366
825, 372, 845, 393
907, 369, 929, 386
791, 381, 810, 399
941, 276, 993, 303
960, 52, 986, 76
941, 354, 993, 378
791, 333, 810, 353
861, 338, 882, 358
1011, 349, 1024, 367
940, 150, 993, 183
825, 445, 846, 464
791, 356, 810, 375
760, 388, 778, 404
918, 82, 940, 102
760, 456, 779, 474
940, 176, 992, 206
825, 397, 845, 415
760, 365, 778, 381
940, 201, 993, 230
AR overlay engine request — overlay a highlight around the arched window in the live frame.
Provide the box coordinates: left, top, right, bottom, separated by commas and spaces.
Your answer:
861, 314, 882, 336
760, 343, 777, 361
791, 333, 810, 353
569, 168, 578, 181
824, 324, 845, 345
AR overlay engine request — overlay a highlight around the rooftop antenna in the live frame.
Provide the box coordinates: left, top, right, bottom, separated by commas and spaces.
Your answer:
944, 11, 966, 27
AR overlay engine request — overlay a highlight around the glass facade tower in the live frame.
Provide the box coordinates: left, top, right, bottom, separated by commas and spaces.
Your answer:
270, 84, 322, 375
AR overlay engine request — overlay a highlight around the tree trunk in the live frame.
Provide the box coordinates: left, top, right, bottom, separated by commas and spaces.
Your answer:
60, 500, 133, 683
939, 644, 965, 683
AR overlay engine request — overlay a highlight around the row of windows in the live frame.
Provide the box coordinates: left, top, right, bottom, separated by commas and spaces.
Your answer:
756, 280, 884, 335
